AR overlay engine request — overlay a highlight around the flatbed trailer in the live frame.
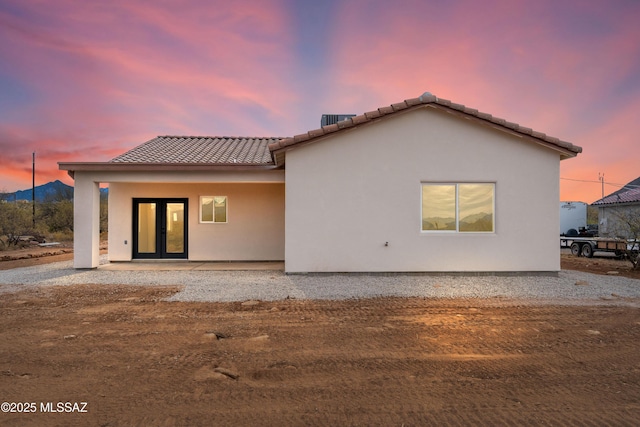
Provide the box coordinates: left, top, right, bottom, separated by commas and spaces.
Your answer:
560, 236, 628, 258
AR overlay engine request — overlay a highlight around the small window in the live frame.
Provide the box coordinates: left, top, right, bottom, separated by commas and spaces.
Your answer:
200, 196, 227, 223
422, 183, 494, 232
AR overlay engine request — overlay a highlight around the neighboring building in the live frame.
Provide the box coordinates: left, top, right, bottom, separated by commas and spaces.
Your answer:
592, 177, 640, 239
59, 92, 582, 272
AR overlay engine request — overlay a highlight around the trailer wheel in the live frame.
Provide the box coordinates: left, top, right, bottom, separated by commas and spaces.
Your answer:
581, 243, 594, 258
570, 243, 581, 256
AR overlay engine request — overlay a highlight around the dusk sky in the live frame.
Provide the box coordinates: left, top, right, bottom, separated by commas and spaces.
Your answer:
1, 0, 639, 203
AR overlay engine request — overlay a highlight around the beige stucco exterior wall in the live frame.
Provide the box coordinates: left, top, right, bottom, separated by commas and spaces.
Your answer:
598, 204, 640, 239
70, 169, 284, 268
108, 182, 285, 261
72, 172, 101, 268
284, 107, 562, 272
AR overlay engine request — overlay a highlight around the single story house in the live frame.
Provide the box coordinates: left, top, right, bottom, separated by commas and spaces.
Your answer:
59, 92, 582, 272
592, 177, 640, 239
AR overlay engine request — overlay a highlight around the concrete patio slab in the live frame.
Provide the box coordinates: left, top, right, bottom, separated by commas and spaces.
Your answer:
98, 261, 284, 271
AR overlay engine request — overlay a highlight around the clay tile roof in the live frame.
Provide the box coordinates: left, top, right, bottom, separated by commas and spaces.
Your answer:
378, 105, 394, 115
337, 119, 353, 129
364, 110, 382, 119
518, 127, 533, 135
293, 133, 310, 143
308, 128, 325, 138
269, 91, 583, 164
108, 91, 582, 170
351, 114, 369, 125
322, 123, 340, 133
110, 136, 281, 165
592, 177, 640, 205
592, 187, 640, 205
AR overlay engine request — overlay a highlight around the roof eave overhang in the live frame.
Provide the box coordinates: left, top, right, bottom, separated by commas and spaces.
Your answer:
58, 162, 279, 178
592, 200, 640, 207
428, 104, 580, 160
270, 103, 581, 166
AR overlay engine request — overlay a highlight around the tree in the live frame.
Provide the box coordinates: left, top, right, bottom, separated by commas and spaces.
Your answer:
0, 201, 33, 247
587, 205, 598, 225
100, 190, 108, 234
38, 200, 74, 233
608, 206, 640, 270
39, 185, 74, 232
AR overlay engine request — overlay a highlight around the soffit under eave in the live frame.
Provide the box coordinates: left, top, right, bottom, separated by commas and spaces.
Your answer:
58, 163, 278, 172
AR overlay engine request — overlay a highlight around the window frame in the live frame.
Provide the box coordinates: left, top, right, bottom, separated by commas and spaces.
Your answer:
421, 182, 495, 233
199, 195, 228, 224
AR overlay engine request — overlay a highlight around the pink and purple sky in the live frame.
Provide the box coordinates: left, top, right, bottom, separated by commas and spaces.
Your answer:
1, 0, 639, 203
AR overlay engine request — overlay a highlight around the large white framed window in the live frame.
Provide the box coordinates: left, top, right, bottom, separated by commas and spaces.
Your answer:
421, 183, 494, 232
200, 196, 227, 223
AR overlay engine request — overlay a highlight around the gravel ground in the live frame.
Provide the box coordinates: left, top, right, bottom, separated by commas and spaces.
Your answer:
0, 256, 639, 306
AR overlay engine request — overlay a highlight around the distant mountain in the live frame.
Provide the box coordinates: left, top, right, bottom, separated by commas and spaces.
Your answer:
2, 181, 108, 202
7, 180, 73, 202
422, 216, 456, 231
460, 213, 493, 232
423, 213, 493, 232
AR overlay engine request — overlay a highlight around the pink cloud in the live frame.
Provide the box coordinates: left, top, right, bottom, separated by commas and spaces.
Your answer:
560, 92, 640, 202
316, 0, 640, 204
0, 0, 297, 129
1, 0, 639, 204
0, 0, 300, 190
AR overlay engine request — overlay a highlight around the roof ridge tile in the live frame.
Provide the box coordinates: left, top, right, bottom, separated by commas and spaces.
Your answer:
391, 101, 409, 111
405, 97, 423, 106
378, 106, 394, 115
419, 92, 437, 102
337, 119, 353, 129
351, 115, 368, 125
271, 91, 582, 162
364, 110, 382, 119
112, 92, 582, 167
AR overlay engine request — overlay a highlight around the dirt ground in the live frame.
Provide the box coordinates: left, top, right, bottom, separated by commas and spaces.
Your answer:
0, 244, 74, 271
560, 251, 640, 280
1, 248, 639, 425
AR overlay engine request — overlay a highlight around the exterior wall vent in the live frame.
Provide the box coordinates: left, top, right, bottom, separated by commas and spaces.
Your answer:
321, 114, 356, 127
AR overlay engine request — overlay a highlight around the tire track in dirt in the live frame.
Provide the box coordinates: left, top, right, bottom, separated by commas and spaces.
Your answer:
1, 286, 639, 426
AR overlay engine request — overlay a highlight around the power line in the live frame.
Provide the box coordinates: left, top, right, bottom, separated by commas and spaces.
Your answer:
560, 177, 639, 189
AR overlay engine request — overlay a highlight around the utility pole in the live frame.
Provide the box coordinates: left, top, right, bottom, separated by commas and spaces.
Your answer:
598, 172, 605, 200
32, 152, 35, 228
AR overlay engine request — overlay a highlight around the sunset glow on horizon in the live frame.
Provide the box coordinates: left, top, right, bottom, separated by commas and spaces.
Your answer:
1, 0, 639, 203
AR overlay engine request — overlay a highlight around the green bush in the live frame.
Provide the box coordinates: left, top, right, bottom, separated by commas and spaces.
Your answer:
0, 191, 108, 250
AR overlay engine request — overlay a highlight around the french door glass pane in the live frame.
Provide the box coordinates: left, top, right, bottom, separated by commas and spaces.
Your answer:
137, 203, 156, 253
166, 203, 185, 253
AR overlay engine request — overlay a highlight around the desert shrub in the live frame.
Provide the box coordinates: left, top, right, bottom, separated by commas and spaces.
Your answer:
0, 189, 109, 246
37, 200, 74, 233
0, 202, 34, 247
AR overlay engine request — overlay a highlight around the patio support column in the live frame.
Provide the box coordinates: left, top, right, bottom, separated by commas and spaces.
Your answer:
73, 173, 100, 268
